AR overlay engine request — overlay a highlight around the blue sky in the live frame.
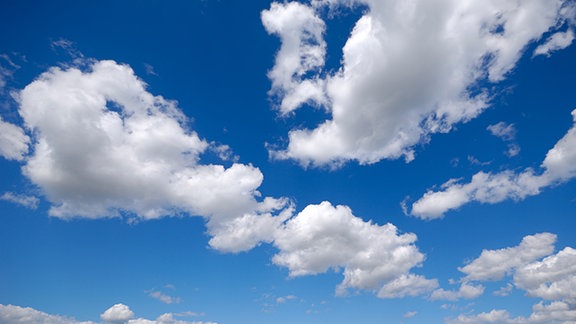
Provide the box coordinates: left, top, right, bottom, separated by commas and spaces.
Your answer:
1, 0, 576, 323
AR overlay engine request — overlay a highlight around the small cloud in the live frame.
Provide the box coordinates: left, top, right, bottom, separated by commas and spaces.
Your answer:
50, 38, 83, 59
276, 295, 297, 304
1, 192, 39, 209
493, 283, 513, 297
144, 63, 158, 76
467, 155, 491, 166
147, 290, 181, 304
404, 311, 417, 318
487, 122, 516, 142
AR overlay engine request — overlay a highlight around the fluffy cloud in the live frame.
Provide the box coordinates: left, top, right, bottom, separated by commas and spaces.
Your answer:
0, 304, 216, 324
446, 309, 514, 324
430, 283, 485, 301
459, 233, 557, 281
101, 303, 135, 323
411, 109, 576, 219
447, 234, 576, 323
16, 59, 290, 252
272, 201, 437, 297
0, 304, 94, 324
447, 301, 576, 324
0, 117, 29, 161
261, 1, 327, 114
265, 0, 574, 167
514, 247, 576, 301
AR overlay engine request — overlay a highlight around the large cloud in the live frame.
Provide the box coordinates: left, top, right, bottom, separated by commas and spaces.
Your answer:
16, 59, 290, 252
411, 109, 576, 219
272, 201, 438, 297
264, 0, 575, 167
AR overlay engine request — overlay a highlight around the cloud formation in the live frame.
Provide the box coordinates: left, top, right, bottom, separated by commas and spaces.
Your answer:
16, 59, 290, 252
272, 201, 438, 297
8, 59, 434, 298
265, 0, 575, 167
411, 109, 576, 219
446, 233, 576, 323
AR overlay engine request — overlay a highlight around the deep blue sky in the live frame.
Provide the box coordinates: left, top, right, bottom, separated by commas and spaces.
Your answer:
1, 1, 576, 323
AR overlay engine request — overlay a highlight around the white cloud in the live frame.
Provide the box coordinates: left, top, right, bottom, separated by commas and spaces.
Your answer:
411, 109, 576, 219
526, 301, 576, 323
446, 309, 514, 324
493, 283, 514, 297
276, 295, 298, 304
265, 0, 573, 167
0, 304, 94, 324
514, 247, 576, 301
272, 201, 437, 298
430, 283, 485, 301
148, 290, 181, 304
447, 235, 576, 323
534, 29, 575, 57
261, 2, 327, 114
487, 122, 516, 142
0, 303, 216, 324
447, 301, 576, 324
459, 233, 557, 282
0, 192, 39, 209
101, 303, 135, 323
16, 59, 290, 252
404, 311, 417, 318
377, 274, 439, 299
0, 117, 29, 161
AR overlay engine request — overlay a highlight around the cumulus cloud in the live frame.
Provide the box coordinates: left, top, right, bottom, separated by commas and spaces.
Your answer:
514, 247, 576, 301
0, 117, 29, 161
411, 109, 576, 219
447, 301, 576, 324
101, 304, 135, 323
0, 304, 94, 324
459, 233, 557, 281
16, 59, 290, 252
261, 1, 327, 114
0, 303, 216, 324
430, 283, 485, 301
265, 0, 574, 167
447, 234, 576, 323
0, 192, 39, 209
272, 201, 437, 298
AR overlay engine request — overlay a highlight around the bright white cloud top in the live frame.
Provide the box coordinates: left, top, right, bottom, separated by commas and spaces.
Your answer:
265, 0, 575, 167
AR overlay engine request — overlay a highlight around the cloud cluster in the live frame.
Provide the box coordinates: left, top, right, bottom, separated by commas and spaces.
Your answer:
446, 233, 576, 323
15, 59, 290, 252
2, 59, 435, 298
273, 201, 438, 297
411, 109, 576, 219
264, 0, 575, 167
0, 303, 216, 324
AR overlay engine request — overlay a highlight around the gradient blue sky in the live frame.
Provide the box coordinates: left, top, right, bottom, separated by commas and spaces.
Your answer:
1, 1, 576, 323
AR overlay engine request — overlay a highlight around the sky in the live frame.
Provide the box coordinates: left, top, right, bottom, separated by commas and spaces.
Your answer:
0, 0, 576, 323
